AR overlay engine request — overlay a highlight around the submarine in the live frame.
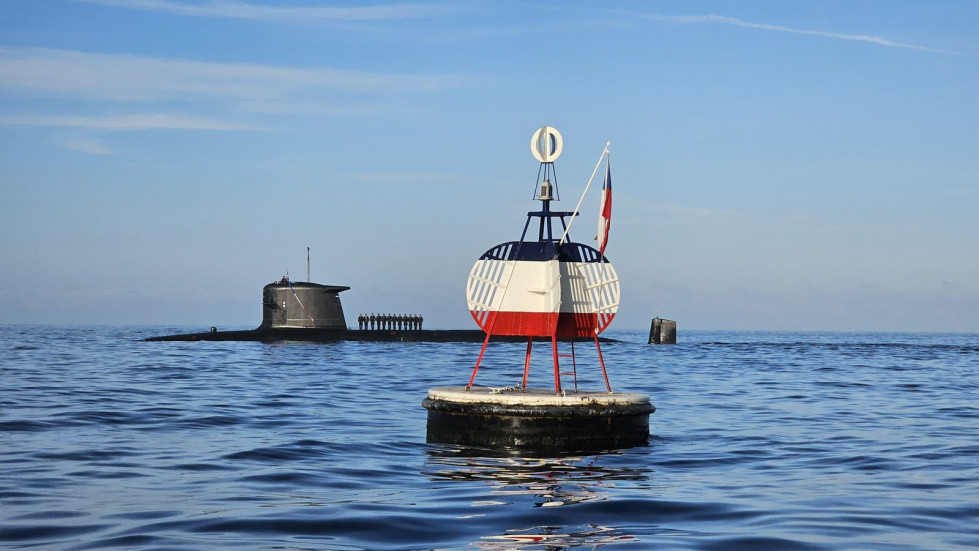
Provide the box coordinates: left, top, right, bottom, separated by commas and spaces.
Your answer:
145, 274, 586, 343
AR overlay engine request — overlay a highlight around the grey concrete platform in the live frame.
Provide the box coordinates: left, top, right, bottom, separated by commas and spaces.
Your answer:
423, 386, 654, 453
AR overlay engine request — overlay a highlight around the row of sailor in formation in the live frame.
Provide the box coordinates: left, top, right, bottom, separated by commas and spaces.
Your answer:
357, 313, 423, 331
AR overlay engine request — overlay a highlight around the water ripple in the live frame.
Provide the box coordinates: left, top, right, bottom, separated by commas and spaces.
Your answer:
0, 327, 977, 549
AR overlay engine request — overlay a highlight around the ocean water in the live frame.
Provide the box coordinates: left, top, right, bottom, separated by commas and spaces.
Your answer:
1, 326, 977, 550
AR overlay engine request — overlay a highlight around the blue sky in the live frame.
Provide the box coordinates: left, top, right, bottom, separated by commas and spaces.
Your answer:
1, 1, 977, 331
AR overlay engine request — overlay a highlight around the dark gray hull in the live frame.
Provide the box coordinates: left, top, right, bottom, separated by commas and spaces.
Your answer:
144, 328, 609, 343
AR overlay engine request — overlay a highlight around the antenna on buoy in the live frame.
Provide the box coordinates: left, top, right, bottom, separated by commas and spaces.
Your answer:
306, 247, 310, 282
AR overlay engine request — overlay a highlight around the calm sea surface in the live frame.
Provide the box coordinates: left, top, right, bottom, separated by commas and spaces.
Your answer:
1, 326, 977, 550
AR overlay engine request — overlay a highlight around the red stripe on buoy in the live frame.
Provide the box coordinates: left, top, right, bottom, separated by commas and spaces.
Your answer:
470, 310, 613, 338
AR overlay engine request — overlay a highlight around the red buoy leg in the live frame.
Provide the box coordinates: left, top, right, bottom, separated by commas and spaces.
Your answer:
522, 337, 533, 388
594, 334, 612, 393
551, 335, 562, 394
467, 332, 493, 390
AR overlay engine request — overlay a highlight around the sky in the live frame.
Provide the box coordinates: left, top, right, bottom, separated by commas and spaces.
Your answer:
1, 1, 977, 332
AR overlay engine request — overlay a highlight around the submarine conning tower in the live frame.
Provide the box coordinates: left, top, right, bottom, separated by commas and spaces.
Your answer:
260, 277, 351, 329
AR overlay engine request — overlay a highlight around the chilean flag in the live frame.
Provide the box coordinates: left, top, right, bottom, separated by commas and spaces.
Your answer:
596, 159, 612, 256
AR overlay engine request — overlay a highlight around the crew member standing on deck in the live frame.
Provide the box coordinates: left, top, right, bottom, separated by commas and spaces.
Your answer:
369, 313, 376, 330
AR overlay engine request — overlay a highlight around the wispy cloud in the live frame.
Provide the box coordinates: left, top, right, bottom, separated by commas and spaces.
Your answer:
653, 202, 741, 218
77, 0, 463, 22
238, 100, 424, 117
0, 113, 261, 131
624, 12, 956, 55
0, 46, 461, 151
0, 47, 465, 104
347, 172, 471, 186
61, 138, 114, 155
616, 200, 742, 227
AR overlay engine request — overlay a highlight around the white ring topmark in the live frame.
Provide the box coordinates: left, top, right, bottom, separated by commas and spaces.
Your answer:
530, 126, 563, 163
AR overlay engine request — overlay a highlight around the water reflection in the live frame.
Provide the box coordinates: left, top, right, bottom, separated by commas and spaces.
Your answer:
429, 451, 628, 506
425, 445, 650, 548
476, 524, 637, 549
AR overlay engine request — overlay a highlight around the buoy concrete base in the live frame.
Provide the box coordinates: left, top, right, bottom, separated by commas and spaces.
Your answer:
423, 386, 654, 453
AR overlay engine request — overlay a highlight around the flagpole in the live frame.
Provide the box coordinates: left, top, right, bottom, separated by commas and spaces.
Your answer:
596, 149, 616, 337
597, 150, 611, 255
558, 141, 610, 246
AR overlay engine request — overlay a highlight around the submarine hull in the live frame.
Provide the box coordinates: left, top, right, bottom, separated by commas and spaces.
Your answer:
145, 328, 611, 343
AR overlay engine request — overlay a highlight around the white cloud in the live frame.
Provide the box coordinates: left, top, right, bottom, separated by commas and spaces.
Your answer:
625, 12, 956, 55
62, 138, 114, 155
654, 203, 741, 217
623, 201, 740, 219
0, 113, 260, 131
238, 100, 423, 117
0, 47, 465, 104
0, 47, 464, 140
77, 0, 462, 22
347, 172, 470, 186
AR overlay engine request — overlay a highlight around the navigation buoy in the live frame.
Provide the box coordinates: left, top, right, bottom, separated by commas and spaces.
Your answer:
423, 127, 654, 452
